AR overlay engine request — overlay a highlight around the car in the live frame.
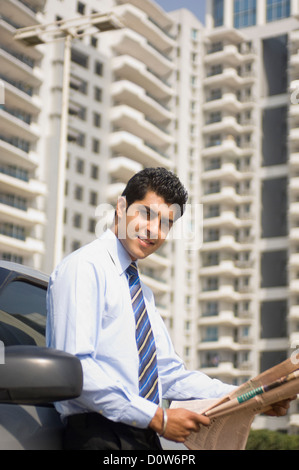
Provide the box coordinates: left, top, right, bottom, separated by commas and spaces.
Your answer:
0, 260, 83, 450
0, 260, 186, 451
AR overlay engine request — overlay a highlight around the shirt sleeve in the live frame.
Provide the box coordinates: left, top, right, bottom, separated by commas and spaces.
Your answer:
46, 253, 158, 429
153, 309, 237, 401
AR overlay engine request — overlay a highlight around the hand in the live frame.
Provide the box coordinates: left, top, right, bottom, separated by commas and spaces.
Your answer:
149, 407, 210, 443
263, 396, 297, 417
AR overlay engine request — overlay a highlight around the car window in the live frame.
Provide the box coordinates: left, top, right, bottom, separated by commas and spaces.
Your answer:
0, 280, 46, 346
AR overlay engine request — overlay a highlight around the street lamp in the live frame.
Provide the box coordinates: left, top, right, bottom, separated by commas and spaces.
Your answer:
14, 13, 123, 268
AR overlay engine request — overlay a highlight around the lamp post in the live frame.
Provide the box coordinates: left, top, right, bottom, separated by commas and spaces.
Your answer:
14, 13, 123, 268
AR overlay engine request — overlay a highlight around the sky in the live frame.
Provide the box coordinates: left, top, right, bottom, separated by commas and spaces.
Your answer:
154, 0, 206, 24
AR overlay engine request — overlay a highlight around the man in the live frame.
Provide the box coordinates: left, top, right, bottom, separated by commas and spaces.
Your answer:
46, 167, 292, 450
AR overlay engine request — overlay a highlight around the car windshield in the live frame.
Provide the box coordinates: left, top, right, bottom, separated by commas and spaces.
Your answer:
0, 280, 46, 346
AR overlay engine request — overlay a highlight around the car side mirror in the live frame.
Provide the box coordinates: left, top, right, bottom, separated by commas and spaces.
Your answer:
0, 346, 83, 404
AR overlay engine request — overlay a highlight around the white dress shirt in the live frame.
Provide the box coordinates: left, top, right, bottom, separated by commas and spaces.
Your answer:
46, 229, 235, 428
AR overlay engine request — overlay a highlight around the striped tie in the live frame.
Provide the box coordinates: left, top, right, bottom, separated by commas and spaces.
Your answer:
126, 262, 159, 404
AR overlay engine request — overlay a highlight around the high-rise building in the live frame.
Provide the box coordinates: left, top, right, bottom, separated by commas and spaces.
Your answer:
202, 0, 299, 431
0, 0, 46, 269
1, 0, 299, 434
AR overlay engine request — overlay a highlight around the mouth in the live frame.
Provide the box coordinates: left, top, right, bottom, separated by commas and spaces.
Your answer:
137, 236, 155, 248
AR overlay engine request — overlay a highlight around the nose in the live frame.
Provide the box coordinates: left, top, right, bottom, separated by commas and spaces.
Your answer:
147, 215, 159, 239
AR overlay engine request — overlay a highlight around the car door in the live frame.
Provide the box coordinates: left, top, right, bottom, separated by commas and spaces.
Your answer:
0, 264, 64, 450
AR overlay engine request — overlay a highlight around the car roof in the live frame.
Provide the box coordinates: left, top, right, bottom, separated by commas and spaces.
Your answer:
0, 261, 49, 285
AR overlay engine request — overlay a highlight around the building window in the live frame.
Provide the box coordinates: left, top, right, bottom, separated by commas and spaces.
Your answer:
91, 36, 98, 48
71, 49, 88, 68
76, 158, 85, 174
234, 0, 257, 28
94, 86, 102, 102
266, 0, 290, 22
72, 240, 81, 251
74, 185, 84, 201
90, 164, 99, 179
89, 191, 98, 206
95, 61, 103, 76
73, 213, 82, 228
92, 138, 100, 153
88, 218, 96, 233
77, 1, 85, 15
93, 112, 101, 128
213, 0, 224, 27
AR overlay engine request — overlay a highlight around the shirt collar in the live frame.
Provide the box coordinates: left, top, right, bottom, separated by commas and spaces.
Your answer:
101, 229, 133, 276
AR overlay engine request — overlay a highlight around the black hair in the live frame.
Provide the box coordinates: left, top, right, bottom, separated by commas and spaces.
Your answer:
121, 167, 188, 219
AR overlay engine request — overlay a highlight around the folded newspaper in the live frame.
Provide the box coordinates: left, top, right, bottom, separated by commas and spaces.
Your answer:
170, 354, 299, 450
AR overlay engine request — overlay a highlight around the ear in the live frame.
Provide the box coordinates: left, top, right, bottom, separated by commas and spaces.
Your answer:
116, 196, 127, 220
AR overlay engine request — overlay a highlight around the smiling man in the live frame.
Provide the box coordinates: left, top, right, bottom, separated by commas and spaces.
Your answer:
46, 167, 292, 450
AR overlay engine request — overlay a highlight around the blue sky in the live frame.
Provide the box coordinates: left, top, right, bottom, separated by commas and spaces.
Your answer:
154, 0, 206, 23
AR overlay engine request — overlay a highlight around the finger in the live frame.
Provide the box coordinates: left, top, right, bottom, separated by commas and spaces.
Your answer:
194, 413, 211, 427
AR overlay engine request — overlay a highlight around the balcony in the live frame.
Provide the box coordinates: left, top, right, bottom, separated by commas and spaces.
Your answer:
198, 335, 243, 352
140, 251, 171, 269
108, 156, 142, 182
109, 131, 172, 168
0, 232, 44, 255
1, 78, 41, 114
0, 0, 44, 28
113, 28, 174, 77
0, 171, 46, 198
204, 66, 255, 89
0, 107, 39, 142
199, 310, 253, 331
204, 44, 250, 67
202, 162, 254, 182
290, 176, 299, 192
202, 232, 254, 250
116, 0, 174, 31
202, 136, 254, 159
290, 152, 299, 168
0, 47, 43, 87
289, 305, 299, 320
205, 27, 246, 45
204, 92, 244, 113
111, 105, 173, 147
115, 3, 176, 53
140, 271, 170, 295
0, 201, 45, 227
0, 137, 38, 169
289, 202, 299, 218
202, 185, 251, 206
290, 127, 299, 143
106, 182, 126, 204
111, 80, 173, 123
0, 16, 43, 63
112, 55, 174, 100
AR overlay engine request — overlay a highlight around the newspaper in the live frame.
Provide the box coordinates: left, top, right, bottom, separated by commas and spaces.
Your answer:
170, 354, 299, 450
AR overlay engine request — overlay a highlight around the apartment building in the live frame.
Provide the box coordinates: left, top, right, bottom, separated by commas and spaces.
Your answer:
0, 0, 46, 269
37, 0, 180, 333
202, 0, 299, 431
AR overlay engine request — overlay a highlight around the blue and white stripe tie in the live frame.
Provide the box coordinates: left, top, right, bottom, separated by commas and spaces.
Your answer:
126, 262, 159, 404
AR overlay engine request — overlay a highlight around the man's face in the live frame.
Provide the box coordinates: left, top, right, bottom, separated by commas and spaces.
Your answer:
116, 191, 178, 260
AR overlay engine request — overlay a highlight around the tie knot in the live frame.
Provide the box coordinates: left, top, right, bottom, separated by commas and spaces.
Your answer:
126, 262, 139, 279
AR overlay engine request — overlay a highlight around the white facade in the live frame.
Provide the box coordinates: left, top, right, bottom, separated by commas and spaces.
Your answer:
0, 0, 46, 269
203, 0, 299, 431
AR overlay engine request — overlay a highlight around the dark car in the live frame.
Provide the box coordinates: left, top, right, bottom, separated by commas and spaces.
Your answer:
0, 260, 83, 450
